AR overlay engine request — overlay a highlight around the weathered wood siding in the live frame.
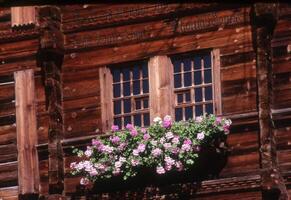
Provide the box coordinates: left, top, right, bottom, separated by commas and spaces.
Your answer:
59, 4, 261, 199
0, 7, 42, 199
0, 3, 290, 200
272, 4, 291, 183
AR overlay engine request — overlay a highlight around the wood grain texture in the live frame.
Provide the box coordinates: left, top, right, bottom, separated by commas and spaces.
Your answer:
14, 69, 39, 196
148, 56, 175, 121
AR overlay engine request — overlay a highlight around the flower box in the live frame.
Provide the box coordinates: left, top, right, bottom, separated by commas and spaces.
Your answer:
91, 144, 228, 193
70, 115, 231, 193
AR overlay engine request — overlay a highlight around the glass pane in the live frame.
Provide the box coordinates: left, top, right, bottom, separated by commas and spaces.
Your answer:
124, 99, 131, 113
136, 100, 141, 110
123, 82, 130, 96
134, 114, 141, 127
114, 117, 122, 129
183, 59, 191, 72
122, 68, 130, 81
114, 100, 121, 115
177, 93, 183, 103
206, 103, 213, 114
112, 69, 120, 82
142, 63, 148, 78
203, 54, 211, 69
124, 116, 131, 126
143, 80, 149, 93
133, 80, 140, 95
175, 108, 183, 121
194, 71, 202, 85
133, 67, 140, 80
143, 113, 150, 126
174, 74, 182, 88
113, 84, 121, 98
204, 69, 212, 83
194, 57, 201, 70
143, 99, 149, 108
185, 91, 191, 102
184, 72, 192, 87
185, 106, 193, 120
205, 86, 213, 101
195, 105, 203, 117
195, 88, 202, 102
173, 60, 181, 73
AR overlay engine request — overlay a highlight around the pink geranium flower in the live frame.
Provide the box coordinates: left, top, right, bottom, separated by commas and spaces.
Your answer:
111, 125, 119, 132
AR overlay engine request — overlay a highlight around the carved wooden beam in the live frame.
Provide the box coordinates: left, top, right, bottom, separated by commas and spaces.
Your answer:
37, 6, 65, 198
252, 3, 289, 200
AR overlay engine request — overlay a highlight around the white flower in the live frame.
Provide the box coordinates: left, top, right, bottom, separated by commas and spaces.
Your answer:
150, 140, 157, 146
163, 143, 172, 149
133, 149, 139, 156
153, 117, 162, 124
114, 161, 122, 168
165, 132, 174, 140
197, 131, 205, 140
195, 116, 203, 123
119, 156, 126, 163
172, 136, 179, 144
224, 119, 232, 126
163, 115, 172, 121
80, 177, 89, 185
84, 149, 93, 157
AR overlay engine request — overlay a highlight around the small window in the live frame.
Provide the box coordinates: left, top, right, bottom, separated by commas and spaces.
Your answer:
110, 61, 150, 129
171, 52, 216, 121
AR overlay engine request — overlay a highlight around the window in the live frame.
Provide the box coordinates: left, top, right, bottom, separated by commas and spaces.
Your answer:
110, 60, 150, 128
171, 51, 221, 121
100, 51, 221, 131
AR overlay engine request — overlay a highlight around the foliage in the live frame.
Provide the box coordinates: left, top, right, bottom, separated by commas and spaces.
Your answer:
70, 114, 231, 185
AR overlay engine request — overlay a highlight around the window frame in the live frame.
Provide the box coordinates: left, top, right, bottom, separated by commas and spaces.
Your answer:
100, 49, 221, 132
100, 59, 150, 131
169, 49, 222, 120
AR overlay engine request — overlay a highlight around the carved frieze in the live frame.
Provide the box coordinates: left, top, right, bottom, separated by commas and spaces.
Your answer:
65, 7, 250, 51
63, 3, 214, 32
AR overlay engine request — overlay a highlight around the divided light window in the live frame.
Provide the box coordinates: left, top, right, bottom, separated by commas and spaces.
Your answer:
110, 61, 150, 129
171, 52, 215, 121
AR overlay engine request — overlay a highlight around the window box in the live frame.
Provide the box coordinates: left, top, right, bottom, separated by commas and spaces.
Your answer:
91, 143, 228, 193
71, 115, 230, 193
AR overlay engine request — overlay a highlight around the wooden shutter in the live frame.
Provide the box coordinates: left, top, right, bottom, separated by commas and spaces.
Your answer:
11, 6, 36, 27
14, 69, 39, 195
148, 56, 175, 121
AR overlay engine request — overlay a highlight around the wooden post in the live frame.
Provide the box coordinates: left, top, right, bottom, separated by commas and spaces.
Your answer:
253, 3, 289, 200
37, 6, 65, 198
148, 56, 175, 121
14, 69, 39, 200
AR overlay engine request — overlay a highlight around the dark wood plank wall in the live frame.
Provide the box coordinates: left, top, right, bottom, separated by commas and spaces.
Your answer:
0, 7, 43, 200
272, 4, 291, 197
58, 3, 263, 199
0, 3, 290, 199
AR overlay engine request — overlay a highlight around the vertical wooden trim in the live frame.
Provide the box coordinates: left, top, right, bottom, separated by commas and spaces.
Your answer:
253, 3, 289, 200
212, 49, 222, 115
149, 56, 175, 122
11, 6, 36, 27
99, 66, 113, 132
37, 6, 64, 196
14, 69, 39, 197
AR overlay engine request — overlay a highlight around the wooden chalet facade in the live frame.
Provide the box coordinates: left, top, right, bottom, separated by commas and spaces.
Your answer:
0, 3, 291, 200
